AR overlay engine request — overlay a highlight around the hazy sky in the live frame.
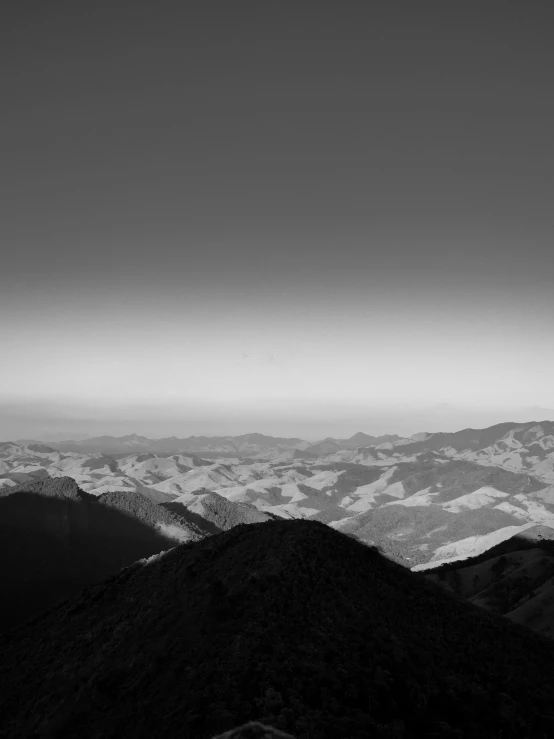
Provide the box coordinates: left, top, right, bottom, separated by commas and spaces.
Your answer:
1, 3, 554, 439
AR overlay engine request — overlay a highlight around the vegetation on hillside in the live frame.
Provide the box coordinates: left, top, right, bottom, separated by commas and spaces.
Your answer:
97, 489, 203, 531
2, 520, 554, 738
2, 475, 92, 500
424, 532, 554, 637
162, 490, 271, 533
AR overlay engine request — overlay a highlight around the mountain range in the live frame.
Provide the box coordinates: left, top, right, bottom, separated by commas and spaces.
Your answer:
4, 421, 554, 736
14, 431, 401, 456
3, 419, 554, 636
3, 421, 554, 565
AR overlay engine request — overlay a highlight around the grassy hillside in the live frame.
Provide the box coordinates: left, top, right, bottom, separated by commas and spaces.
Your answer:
425, 531, 554, 637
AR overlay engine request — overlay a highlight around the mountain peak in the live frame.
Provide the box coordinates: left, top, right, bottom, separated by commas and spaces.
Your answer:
347, 431, 376, 443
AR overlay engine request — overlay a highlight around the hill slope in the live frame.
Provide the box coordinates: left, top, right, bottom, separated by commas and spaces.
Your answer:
0, 478, 205, 631
0, 477, 275, 631
2, 520, 554, 738
330, 420, 554, 483
423, 528, 554, 637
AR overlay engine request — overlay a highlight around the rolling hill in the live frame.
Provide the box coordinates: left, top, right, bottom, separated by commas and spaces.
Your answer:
423, 527, 554, 638
3, 420, 554, 572
4, 420, 554, 636
2, 519, 554, 738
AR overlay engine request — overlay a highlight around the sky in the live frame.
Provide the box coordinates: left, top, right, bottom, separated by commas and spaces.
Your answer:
1, 2, 554, 440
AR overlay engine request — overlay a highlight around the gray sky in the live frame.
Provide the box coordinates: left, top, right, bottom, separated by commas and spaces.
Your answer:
1, 3, 554, 439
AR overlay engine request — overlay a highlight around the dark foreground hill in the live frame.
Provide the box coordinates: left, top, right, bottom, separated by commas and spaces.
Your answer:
0, 477, 206, 632
0, 477, 275, 632
2, 520, 554, 738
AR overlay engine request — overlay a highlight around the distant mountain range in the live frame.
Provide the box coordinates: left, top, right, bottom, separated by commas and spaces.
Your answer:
13, 431, 402, 455
3, 419, 554, 639
2, 519, 554, 738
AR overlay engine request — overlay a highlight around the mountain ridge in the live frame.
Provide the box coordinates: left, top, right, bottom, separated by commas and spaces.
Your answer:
12, 430, 403, 456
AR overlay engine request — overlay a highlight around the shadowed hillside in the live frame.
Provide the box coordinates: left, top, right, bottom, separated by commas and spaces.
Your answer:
162, 489, 274, 534
0, 478, 205, 631
2, 520, 554, 738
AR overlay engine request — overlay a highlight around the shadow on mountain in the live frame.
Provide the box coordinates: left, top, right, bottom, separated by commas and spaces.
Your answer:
162, 501, 223, 536
2, 519, 554, 738
162, 491, 273, 534
0, 489, 180, 633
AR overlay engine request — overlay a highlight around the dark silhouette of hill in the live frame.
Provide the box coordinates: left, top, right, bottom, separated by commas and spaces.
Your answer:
2, 520, 554, 738
0, 478, 204, 632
